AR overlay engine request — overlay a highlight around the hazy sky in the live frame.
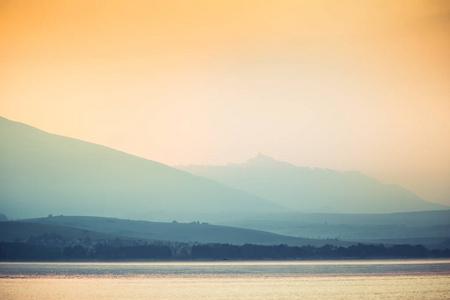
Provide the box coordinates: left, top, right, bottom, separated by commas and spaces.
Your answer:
1, 0, 449, 205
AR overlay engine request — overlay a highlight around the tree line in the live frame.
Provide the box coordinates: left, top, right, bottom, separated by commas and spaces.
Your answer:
1, 240, 449, 261
0, 242, 172, 261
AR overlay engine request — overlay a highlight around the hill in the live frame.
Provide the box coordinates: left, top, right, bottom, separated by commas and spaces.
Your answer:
177, 153, 448, 213
0, 221, 126, 242
0, 117, 284, 221
19, 215, 350, 247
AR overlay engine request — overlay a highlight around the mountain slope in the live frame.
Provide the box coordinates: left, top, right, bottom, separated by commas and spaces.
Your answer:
0, 117, 284, 220
177, 153, 448, 213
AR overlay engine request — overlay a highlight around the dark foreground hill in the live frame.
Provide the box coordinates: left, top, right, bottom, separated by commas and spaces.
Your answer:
1, 217, 448, 261
0, 117, 283, 221
178, 153, 448, 213
1, 218, 448, 261
18, 215, 350, 247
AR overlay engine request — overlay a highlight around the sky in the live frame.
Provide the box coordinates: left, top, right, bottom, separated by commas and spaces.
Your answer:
1, 0, 449, 205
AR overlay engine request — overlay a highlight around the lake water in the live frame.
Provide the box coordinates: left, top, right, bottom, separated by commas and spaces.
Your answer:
1, 260, 449, 299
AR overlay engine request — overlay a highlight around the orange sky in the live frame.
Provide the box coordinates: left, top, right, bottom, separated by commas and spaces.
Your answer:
1, 0, 449, 205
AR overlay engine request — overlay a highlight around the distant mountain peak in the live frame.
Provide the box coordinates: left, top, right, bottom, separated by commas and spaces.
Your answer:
253, 153, 274, 161
245, 153, 277, 166
244, 153, 294, 168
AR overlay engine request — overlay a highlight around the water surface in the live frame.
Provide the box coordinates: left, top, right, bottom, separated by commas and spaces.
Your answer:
1, 260, 449, 299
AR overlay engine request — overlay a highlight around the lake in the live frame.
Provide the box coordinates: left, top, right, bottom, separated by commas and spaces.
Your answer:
1, 260, 449, 299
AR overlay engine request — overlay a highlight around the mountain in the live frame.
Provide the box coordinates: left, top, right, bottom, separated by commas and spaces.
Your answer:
177, 153, 448, 214
16, 215, 350, 247
0, 117, 284, 221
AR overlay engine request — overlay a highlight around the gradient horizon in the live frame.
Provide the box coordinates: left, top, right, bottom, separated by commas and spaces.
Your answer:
1, 0, 449, 205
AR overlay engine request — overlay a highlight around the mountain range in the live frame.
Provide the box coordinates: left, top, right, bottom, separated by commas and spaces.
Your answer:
177, 153, 447, 213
